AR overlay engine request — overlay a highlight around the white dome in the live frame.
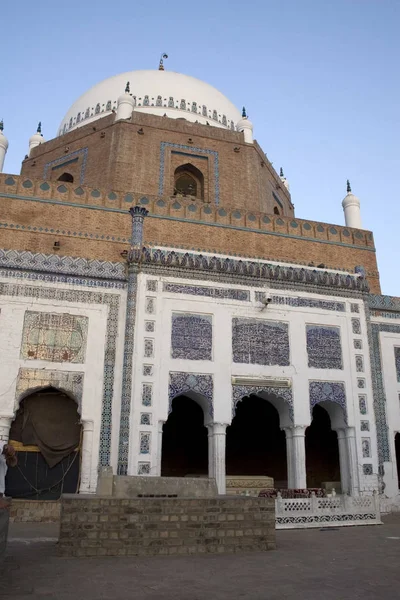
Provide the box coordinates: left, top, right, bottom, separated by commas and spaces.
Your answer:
58, 70, 242, 136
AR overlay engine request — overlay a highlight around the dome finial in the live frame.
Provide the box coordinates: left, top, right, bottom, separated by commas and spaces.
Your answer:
0, 119, 3, 132
159, 53, 168, 71
125, 81, 130, 93
347, 179, 351, 193
242, 106, 247, 118
280, 167, 284, 177
37, 121, 42, 134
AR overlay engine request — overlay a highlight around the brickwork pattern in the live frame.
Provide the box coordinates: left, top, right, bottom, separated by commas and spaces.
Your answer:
9, 500, 61, 523
58, 496, 276, 557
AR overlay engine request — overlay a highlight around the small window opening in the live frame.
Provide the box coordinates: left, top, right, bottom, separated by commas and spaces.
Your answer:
57, 173, 74, 183
274, 206, 280, 215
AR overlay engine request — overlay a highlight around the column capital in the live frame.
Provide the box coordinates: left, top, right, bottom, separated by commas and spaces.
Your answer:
81, 419, 94, 432
212, 423, 228, 435
291, 425, 307, 437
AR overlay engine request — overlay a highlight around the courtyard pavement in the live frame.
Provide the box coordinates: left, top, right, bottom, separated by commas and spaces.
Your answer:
1, 516, 400, 599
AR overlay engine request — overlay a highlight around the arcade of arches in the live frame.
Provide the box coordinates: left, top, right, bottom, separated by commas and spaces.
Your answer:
161, 393, 359, 495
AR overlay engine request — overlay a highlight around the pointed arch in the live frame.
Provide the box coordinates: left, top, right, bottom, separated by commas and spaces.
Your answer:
57, 172, 74, 183
174, 163, 204, 200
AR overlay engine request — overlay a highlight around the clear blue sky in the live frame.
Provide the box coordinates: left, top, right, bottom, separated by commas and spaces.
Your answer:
2, 0, 399, 295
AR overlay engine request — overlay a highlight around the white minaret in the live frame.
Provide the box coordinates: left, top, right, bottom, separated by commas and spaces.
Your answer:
237, 107, 254, 144
29, 122, 45, 156
115, 82, 135, 121
279, 167, 290, 191
342, 180, 362, 229
0, 120, 9, 173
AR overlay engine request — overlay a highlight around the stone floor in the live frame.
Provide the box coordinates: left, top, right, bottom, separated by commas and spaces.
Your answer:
2, 516, 400, 599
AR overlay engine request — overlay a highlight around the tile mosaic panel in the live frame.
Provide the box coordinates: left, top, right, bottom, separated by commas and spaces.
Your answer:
21, 311, 88, 363
352, 318, 362, 335
140, 413, 151, 425
362, 438, 371, 458
146, 279, 158, 292
350, 303, 360, 313
232, 318, 290, 366
171, 313, 212, 361
168, 372, 213, 417
145, 297, 156, 314
357, 378, 366, 389
232, 385, 294, 421
139, 432, 151, 454
394, 347, 400, 382
145, 321, 155, 333
255, 292, 345, 312
163, 282, 250, 301
142, 384, 153, 407
138, 462, 151, 475
142, 365, 153, 377
309, 381, 347, 423
43, 148, 88, 184
355, 355, 364, 373
359, 396, 367, 415
363, 464, 373, 475
361, 420, 370, 431
306, 325, 343, 370
16, 368, 84, 412
144, 339, 154, 358
354, 339, 363, 350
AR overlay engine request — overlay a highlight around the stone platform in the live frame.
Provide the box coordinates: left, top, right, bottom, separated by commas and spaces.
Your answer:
0, 498, 10, 560
58, 494, 276, 557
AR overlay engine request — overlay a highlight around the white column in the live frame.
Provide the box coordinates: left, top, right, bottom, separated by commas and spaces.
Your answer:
211, 423, 227, 495
0, 416, 12, 441
156, 421, 164, 476
0, 129, 9, 173
207, 425, 215, 480
291, 426, 307, 489
344, 427, 360, 496
284, 428, 294, 488
79, 420, 94, 493
336, 428, 350, 494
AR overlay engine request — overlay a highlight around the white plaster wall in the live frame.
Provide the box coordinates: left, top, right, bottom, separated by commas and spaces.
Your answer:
0, 276, 123, 492
129, 273, 374, 487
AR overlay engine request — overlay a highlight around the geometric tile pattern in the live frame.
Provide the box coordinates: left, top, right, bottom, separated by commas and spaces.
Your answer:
21, 311, 88, 363
168, 372, 213, 417
43, 148, 89, 184
255, 292, 345, 312
361, 420, 370, 431
309, 381, 347, 423
362, 438, 371, 458
146, 280, 158, 292
352, 318, 361, 335
363, 464, 373, 475
171, 313, 212, 361
306, 325, 343, 369
142, 384, 153, 407
139, 432, 151, 454
232, 318, 289, 366
395, 347, 400, 382
140, 413, 151, 425
138, 462, 151, 474
359, 396, 368, 415
355, 355, 364, 372
350, 303, 360, 313
164, 282, 250, 301
231, 385, 294, 421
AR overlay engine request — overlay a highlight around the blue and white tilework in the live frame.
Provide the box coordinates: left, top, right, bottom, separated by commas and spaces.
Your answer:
359, 396, 367, 415
361, 420, 370, 431
232, 385, 294, 421
144, 339, 154, 358
142, 364, 153, 377
363, 464, 373, 475
306, 325, 343, 369
355, 355, 364, 372
394, 347, 400, 382
309, 381, 347, 423
142, 384, 153, 407
168, 372, 213, 417
164, 282, 250, 301
357, 379, 366, 389
138, 462, 151, 475
139, 432, 151, 454
255, 293, 345, 312
145, 321, 155, 333
140, 413, 151, 425
354, 339, 363, 350
350, 303, 360, 313
146, 280, 158, 292
352, 318, 362, 335
159, 142, 220, 204
43, 148, 89, 184
232, 318, 289, 366
171, 313, 212, 361
129, 206, 148, 248
145, 298, 156, 314
362, 438, 371, 458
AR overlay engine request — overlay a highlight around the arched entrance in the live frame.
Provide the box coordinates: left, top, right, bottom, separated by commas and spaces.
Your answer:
226, 395, 287, 486
5, 387, 81, 499
395, 433, 400, 489
306, 404, 340, 489
173, 164, 204, 200
161, 395, 208, 477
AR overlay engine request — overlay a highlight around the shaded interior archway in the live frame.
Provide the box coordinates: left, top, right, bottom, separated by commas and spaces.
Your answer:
173, 164, 204, 200
57, 172, 74, 183
306, 404, 340, 488
5, 387, 81, 500
395, 433, 400, 489
226, 395, 287, 486
161, 395, 208, 477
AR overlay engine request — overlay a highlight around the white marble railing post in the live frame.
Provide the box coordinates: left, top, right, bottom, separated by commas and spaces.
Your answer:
210, 423, 227, 495
336, 428, 350, 494
344, 427, 360, 496
0, 416, 12, 441
79, 420, 94, 493
156, 421, 165, 476
284, 428, 294, 488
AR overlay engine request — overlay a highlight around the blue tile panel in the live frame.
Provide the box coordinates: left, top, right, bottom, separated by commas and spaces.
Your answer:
306, 325, 343, 370
168, 372, 213, 417
171, 313, 212, 361
395, 347, 400, 382
159, 142, 220, 205
232, 385, 294, 421
309, 381, 347, 423
163, 282, 250, 301
232, 318, 289, 366
255, 292, 345, 312
43, 148, 89, 185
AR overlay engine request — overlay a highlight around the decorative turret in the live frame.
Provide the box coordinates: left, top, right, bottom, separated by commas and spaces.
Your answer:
279, 167, 290, 191
342, 179, 362, 229
0, 120, 9, 173
158, 53, 168, 71
236, 106, 254, 143
115, 82, 135, 121
28, 122, 45, 156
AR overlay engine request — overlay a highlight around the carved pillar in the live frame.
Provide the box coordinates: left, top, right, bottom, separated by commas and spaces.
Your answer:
79, 420, 94, 493
207, 425, 215, 480
344, 426, 360, 496
156, 421, 164, 476
284, 428, 294, 488
117, 206, 148, 475
291, 426, 307, 489
0, 416, 12, 441
336, 428, 350, 494
210, 423, 227, 495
